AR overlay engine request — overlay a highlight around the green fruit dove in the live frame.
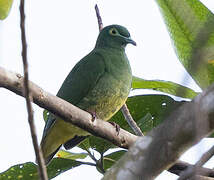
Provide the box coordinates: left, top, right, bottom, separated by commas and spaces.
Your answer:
40, 24, 136, 164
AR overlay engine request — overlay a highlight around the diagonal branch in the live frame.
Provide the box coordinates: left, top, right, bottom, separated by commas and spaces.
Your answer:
168, 160, 214, 177
19, 1, 48, 179
178, 145, 214, 180
0, 66, 138, 149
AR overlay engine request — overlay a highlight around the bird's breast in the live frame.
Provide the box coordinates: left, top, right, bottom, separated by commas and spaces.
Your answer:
78, 52, 132, 121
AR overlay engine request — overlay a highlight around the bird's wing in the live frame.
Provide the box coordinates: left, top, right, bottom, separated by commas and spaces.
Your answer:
42, 50, 106, 139
57, 51, 106, 105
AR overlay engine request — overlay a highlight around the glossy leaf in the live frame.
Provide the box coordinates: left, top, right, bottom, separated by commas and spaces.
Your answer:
0, 0, 13, 20
156, 0, 214, 89
132, 76, 198, 99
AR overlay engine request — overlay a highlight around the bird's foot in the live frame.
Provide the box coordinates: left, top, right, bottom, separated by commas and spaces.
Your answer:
89, 111, 96, 122
109, 122, 120, 135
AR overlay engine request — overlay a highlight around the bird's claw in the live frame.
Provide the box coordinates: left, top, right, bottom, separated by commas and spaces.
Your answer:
109, 122, 120, 135
89, 111, 96, 122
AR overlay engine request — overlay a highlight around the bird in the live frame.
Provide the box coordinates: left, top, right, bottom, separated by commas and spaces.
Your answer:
40, 24, 136, 165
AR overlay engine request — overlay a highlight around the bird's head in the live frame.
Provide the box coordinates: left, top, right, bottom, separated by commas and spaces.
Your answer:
95, 24, 136, 49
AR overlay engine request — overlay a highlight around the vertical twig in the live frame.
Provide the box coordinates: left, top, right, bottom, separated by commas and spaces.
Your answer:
19, 0, 48, 179
121, 104, 144, 136
94, 4, 143, 137
95, 4, 103, 31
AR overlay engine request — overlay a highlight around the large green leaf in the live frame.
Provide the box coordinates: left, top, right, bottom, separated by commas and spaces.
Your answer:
0, 0, 13, 20
132, 76, 198, 99
0, 158, 82, 180
156, 0, 214, 89
112, 95, 183, 133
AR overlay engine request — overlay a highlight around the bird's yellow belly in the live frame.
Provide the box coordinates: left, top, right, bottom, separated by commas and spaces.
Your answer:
77, 74, 131, 120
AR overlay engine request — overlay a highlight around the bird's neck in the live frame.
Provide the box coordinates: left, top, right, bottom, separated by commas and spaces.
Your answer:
95, 39, 125, 51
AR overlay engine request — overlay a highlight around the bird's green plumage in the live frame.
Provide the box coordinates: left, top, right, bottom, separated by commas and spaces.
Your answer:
40, 25, 135, 164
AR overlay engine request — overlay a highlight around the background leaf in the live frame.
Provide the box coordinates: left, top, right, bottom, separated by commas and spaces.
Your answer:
0, 158, 84, 180
156, 0, 214, 89
132, 76, 199, 99
0, 0, 13, 20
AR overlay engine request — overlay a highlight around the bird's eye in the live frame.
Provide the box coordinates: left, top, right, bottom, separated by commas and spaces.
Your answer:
109, 28, 118, 35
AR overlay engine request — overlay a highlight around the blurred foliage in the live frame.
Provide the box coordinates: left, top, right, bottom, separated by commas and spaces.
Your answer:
0, 0, 13, 20
156, 0, 214, 89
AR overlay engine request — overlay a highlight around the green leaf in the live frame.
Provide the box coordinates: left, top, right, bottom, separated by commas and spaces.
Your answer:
132, 76, 198, 99
56, 150, 88, 160
77, 137, 90, 150
156, 0, 214, 89
103, 150, 126, 170
0, 0, 13, 20
112, 95, 183, 134
0, 158, 83, 180
46, 158, 82, 179
88, 136, 116, 154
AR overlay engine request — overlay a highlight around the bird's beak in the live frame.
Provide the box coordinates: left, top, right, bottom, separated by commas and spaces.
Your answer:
125, 37, 137, 46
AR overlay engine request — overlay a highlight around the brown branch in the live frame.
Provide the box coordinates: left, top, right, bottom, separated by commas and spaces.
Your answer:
121, 104, 144, 136
19, 1, 48, 179
95, 4, 103, 31
195, 145, 214, 167
0, 66, 137, 149
102, 82, 214, 180
168, 160, 214, 177
178, 145, 214, 180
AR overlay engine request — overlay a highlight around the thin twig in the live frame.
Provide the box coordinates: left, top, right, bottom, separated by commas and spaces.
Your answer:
196, 145, 214, 167
84, 146, 105, 173
99, 152, 105, 174
168, 160, 214, 177
19, 1, 48, 179
78, 161, 97, 167
178, 145, 214, 180
95, 4, 103, 31
121, 104, 144, 136
85, 148, 97, 163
